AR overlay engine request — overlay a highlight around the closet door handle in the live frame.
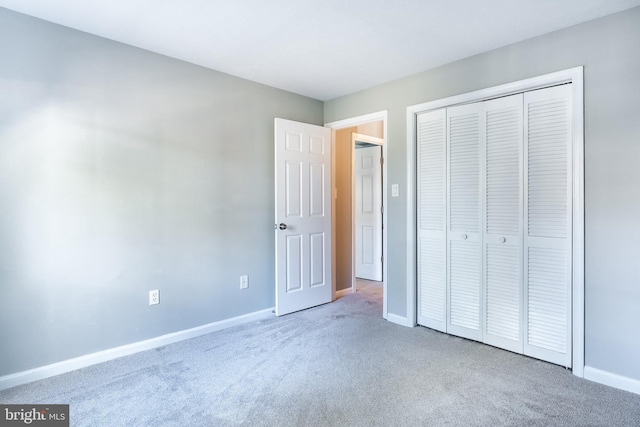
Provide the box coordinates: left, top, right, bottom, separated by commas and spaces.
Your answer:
461, 233, 468, 240
499, 237, 506, 243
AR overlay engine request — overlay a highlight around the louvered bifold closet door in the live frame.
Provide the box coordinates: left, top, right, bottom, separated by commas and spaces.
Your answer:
447, 103, 483, 341
417, 109, 447, 331
482, 94, 524, 353
523, 84, 573, 367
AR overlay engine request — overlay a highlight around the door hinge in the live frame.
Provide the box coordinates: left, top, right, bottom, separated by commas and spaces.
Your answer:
380, 206, 384, 214
380, 157, 384, 165
381, 256, 384, 263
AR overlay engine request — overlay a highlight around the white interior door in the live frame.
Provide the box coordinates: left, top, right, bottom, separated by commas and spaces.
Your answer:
275, 118, 332, 316
355, 145, 383, 281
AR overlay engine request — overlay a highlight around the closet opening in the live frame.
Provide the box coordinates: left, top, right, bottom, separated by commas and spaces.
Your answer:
406, 67, 584, 376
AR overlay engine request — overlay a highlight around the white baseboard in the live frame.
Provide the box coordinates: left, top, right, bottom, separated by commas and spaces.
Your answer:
335, 288, 354, 298
0, 307, 275, 391
584, 366, 640, 395
387, 313, 412, 327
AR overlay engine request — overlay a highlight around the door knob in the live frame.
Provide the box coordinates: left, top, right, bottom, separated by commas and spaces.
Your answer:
499, 237, 507, 243
278, 223, 287, 230
461, 233, 468, 240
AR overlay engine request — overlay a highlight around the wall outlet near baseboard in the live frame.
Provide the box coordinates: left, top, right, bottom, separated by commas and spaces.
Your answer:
149, 289, 160, 305
240, 275, 249, 289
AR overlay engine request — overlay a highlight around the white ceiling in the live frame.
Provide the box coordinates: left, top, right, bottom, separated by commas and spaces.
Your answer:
1, 0, 639, 100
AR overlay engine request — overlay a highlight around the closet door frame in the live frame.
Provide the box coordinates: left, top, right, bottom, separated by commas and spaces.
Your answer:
406, 67, 584, 377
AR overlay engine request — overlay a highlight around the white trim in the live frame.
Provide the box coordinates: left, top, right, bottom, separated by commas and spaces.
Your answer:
331, 128, 337, 301
350, 135, 356, 292
571, 71, 585, 378
406, 107, 418, 327
387, 313, 411, 327
407, 68, 579, 115
406, 67, 585, 374
584, 366, 640, 395
353, 133, 384, 146
325, 111, 388, 129
0, 308, 274, 391
325, 110, 389, 319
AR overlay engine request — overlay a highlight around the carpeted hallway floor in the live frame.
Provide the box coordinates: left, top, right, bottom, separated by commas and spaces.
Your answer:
1, 280, 639, 426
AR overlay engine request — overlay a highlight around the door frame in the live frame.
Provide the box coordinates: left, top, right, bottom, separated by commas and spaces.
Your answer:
406, 67, 585, 377
352, 134, 384, 284
325, 111, 388, 319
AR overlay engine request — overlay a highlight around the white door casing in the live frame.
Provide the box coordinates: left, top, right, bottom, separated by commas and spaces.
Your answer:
275, 118, 332, 316
355, 145, 383, 281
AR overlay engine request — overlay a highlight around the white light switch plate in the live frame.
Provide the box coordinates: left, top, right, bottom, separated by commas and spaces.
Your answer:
391, 184, 399, 197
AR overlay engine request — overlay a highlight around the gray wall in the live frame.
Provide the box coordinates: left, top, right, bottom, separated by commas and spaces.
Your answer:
0, 8, 322, 376
325, 7, 640, 381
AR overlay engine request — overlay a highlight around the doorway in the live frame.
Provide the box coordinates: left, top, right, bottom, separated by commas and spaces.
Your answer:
325, 111, 388, 319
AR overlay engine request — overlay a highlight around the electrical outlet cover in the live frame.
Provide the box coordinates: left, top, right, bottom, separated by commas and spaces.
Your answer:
240, 275, 249, 289
149, 290, 159, 305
